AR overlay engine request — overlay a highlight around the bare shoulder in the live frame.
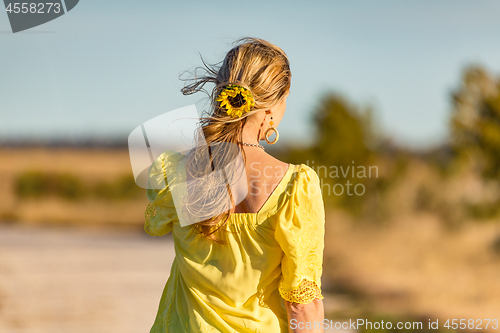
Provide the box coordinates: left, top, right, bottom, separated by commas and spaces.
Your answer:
245, 150, 290, 176
265, 152, 290, 171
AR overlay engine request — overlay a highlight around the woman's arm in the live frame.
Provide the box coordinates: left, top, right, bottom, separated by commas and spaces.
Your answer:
286, 298, 324, 333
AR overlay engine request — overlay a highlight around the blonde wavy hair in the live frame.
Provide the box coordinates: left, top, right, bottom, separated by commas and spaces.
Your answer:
180, 37, 291, 242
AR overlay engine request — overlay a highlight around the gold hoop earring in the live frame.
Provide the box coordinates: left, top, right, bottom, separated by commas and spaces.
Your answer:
265, 115, 279, 145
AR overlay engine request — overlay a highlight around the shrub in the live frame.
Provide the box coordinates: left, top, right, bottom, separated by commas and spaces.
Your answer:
15, 171, 140, 200
93, 175, 142, 199
16, 171, 50, 198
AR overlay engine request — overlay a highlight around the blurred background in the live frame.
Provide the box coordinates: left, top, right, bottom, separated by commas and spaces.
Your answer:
2, 1, 500, 332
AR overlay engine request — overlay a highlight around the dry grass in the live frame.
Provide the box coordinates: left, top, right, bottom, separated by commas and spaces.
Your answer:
323, 202, 500, 329
0, 147, 147, 227
321, 156, 500, 329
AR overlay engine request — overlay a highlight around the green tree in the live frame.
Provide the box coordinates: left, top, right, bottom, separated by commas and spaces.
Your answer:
283, 91, 378, 214
450, 65, 500, 180
450, 65, 500, 221
311, 92, 373, 169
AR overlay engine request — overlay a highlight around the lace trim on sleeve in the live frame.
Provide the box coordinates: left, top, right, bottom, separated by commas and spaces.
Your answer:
144, 202, 157, 235
279, 278, 324, 304
145, 202, 157, 221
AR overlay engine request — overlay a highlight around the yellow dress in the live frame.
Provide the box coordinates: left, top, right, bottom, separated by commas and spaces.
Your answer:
144, 151, 325, 333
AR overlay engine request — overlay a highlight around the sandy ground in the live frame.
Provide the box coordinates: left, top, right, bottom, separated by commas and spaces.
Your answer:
0, 224, 348, 333
0, 224, 173, 333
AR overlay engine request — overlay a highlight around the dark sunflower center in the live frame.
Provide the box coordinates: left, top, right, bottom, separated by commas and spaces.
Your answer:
228, 93, 246, 108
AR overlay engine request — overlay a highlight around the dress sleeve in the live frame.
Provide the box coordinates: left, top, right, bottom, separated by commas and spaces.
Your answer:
274, 164, 325, 304
144, 151, 183, 237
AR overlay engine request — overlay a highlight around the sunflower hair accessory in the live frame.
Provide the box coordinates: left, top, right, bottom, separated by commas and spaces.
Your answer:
215, 84, 255, 118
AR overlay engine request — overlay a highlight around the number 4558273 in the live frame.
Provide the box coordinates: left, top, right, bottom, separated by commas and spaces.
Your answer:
444, 319, 498, 330
5, 3, 61, 14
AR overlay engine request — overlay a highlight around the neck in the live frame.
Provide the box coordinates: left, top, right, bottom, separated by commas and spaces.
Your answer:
241, 112, 267, 144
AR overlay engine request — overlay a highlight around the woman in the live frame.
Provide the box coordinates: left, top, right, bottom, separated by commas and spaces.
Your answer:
145, 37, 325, 333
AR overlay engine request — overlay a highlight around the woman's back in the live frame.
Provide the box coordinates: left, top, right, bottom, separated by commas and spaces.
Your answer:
233, 147, 290, 214
145, 152, 325, 332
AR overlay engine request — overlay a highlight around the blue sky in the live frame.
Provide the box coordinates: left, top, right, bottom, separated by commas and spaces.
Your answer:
1, 0, 500, 148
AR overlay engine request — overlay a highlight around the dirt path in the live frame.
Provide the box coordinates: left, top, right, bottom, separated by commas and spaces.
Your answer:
0, 224, 347, 333
0, 224, 174, 333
